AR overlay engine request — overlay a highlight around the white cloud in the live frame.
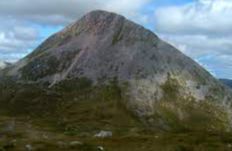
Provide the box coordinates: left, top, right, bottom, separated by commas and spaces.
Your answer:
13, 27, 39, 41
104, 0, 150, 23
155, 0, 232, 79
0, 0, 150, 25
0, 21, 39, 62
160, 34, 232, 58
0, 26, 38, 53
155, 0, 232, 35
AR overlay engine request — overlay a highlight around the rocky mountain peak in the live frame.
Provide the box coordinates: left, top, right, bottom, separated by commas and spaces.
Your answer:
60, 10, 126, 36
78, 10, 125, 28
26, 10, 158, 61
56, 10, 158, 47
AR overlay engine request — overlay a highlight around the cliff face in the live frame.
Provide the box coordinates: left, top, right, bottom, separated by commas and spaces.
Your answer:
2, 10, 232, 131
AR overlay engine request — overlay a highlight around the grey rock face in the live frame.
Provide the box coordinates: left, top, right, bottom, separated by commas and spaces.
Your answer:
25, 144, 33, 151
69, 141, 83, 147
0, 61, 6, 70
0, 61, 11, 70
4, 10, 232, 127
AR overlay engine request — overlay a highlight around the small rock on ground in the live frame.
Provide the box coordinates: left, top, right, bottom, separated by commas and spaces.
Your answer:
94, 130, 112, 138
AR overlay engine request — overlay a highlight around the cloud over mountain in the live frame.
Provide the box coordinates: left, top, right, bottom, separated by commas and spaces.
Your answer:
155, 0, 232, 78
0, 0, 150, 62
0, 0, 150, 25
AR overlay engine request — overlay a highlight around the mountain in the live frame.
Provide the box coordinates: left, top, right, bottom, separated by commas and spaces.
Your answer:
220, 79, 232, 88
1, 10, 232, 133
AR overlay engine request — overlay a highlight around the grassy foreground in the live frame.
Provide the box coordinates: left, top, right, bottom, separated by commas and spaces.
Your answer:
1, 114, 232, 151
0, 78, 232, 150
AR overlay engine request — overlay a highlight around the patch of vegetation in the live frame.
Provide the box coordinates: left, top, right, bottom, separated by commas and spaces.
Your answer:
21, 55, 60, 81
160, 73, 180, 102
54, 78, 142, 136
112, 26, 123, 45
63, 125, 80, 136
0, 77, 142, 137
54, 77, 92, 92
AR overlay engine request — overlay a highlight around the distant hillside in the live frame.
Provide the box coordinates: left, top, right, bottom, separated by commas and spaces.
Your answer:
220, 79, 232, 88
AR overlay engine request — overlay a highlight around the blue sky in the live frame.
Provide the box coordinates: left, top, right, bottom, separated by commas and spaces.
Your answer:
0, 0, 231, 79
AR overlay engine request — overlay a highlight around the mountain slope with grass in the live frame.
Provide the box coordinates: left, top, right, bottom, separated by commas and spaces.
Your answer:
1, 11, 232, 149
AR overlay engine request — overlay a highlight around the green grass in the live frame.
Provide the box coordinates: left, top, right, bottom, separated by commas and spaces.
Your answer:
20, 55, 60, 81
0, 78, 143, 134
1, 77, 232, 150
1, 120, 232, 151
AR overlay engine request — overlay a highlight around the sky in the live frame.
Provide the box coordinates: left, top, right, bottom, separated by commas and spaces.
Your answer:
0, 0, 231, 79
